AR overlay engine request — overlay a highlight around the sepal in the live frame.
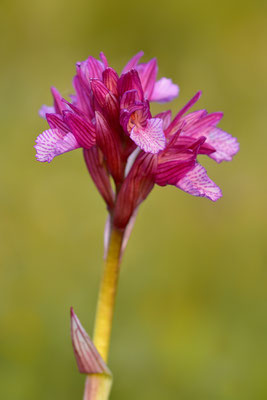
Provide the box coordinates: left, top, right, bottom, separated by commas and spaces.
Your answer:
83, 148, 115, 210
64, 111, 96, 149
95, 111, 123, 184
102, 68, 119, 96
113, 152, 157, 229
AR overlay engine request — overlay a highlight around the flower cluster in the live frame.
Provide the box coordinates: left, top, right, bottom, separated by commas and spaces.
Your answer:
35, 51, 239, 230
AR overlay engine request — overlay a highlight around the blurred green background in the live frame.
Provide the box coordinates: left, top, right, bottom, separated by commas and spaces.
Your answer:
1, 0, 267, 399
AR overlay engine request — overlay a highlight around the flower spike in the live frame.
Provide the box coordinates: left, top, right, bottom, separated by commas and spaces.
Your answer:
36, 51, 239, 400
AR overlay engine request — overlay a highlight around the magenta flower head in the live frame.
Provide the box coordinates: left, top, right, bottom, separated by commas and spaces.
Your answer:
35, 51, 238, 233
36, 51, 239, 400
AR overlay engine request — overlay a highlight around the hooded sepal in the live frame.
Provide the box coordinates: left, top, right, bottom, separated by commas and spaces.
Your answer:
83, 147, 115, 210
113, 152, 157, 229
102, 67, 119, 97
63, 111, 96, 149
95, 111, 123, 185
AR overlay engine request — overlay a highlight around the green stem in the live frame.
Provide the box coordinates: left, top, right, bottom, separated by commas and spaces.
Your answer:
93, 225, 124, 362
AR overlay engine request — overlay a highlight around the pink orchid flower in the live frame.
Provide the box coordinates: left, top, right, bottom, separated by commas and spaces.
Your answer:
35, 51, 239, 230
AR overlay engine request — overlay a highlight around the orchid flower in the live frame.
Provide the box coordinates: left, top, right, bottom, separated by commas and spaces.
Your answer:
35, 51, 239, 400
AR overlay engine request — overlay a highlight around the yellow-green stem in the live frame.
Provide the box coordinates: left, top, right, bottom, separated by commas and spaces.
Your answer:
93, 225, 124, 362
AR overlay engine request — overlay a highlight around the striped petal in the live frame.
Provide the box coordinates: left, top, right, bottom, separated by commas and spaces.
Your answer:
35, 129, 80, 162
204, 127, 240, 163
63, 112, 96, 149
136, 58, 158, 99
113, 152, 157, 229
155, 110, 172, 130
150, 77, 179, 103
177, 163, 222, 201
130, 118, 166, 154
121, 51, 144, 74
165, 91, 202, 136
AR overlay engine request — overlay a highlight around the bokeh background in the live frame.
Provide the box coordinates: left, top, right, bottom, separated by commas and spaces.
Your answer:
1, 0, 267, 399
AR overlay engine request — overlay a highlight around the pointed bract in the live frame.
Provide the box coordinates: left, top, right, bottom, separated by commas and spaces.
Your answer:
70, 308, 111, 375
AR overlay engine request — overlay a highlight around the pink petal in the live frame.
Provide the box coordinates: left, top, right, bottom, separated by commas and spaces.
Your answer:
90, 79, 109, 108
118, 69, 144, 101
177, 163, 222, 201
155, 137, 205, 186
83, 147, 115, 209
95, 111, 123, 182
51, 87, 67, 115
165, 91, 202, 136
35, 129, 80, 163
179, 110, 207, 129
184, 112, 224, 135
120, 89, 139, 109
63, 111, 96, 149
73, 75, 94, 119
156, 155, 195, 186
99, 51, 109, 68
204, 127, 240, 163
103, 67, 119, 96
46, 113, 69, 133
130, 118, 166, 154
78, 56, 104, 82
136, 58, 158, 99
155, 110, 172, 130
91, 79, 119, 118
150, 77, 179, 103
113, 152, 157, 229
39, 105, 55, 119
70, 308, 111, 375
121, 51, 144, 74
